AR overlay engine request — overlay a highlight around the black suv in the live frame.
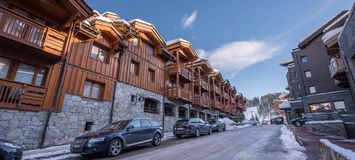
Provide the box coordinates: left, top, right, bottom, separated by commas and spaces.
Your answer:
0, 139, 22, 160
71, 118, 162, 157
270, 116, 284, 125
173, 118, 212, 138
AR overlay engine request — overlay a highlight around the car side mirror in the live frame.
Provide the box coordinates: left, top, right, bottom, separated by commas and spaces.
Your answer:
127, 125, 134, 131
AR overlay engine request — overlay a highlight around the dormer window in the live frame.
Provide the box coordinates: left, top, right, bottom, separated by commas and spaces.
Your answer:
143, 41, 155, 57
91, 45, 107, 63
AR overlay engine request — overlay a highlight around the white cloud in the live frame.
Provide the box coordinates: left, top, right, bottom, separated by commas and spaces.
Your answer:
181, 10, 197, 29
199, 40, 282, 73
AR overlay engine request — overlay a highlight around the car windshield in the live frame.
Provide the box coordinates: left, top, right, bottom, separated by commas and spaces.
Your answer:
101, 120, 130, 131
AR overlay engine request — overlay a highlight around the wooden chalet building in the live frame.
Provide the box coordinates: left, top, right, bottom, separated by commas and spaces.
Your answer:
0, 0, 246, 150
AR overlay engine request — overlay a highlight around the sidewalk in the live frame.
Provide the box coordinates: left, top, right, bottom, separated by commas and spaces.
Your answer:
23, 132, 176, 160
289, 125, 355, 160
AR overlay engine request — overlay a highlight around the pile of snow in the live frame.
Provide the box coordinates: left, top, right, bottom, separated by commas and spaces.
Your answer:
320, 139, 355, 160
279, 126, 307, 160
23, 144, 71, 160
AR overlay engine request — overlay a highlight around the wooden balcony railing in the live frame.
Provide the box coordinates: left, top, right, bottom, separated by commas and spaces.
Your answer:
193, 95, 209, 108
194, 79, 209, 91
0, 6, 66, 57
211, 85, 221, 95
329, 57, 346, 78
224, 92, 229, 99
167, 64, 193, 82
167, 85, 192, 102
0, 78, 47, 111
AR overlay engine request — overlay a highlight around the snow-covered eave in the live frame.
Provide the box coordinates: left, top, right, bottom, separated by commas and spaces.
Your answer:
166, 38, 191, 45
322, 26, 343, 46
320, 139, 355, 160
129, 19, 166, 45
298, 10, 349, 48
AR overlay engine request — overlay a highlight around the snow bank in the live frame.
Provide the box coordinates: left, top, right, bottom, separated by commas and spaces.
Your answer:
23, 144, 71, 160
320, 139, 355, 160
279, 126, 307, 160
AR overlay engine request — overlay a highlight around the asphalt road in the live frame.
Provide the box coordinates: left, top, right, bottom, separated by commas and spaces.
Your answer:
69, 125, 307, 160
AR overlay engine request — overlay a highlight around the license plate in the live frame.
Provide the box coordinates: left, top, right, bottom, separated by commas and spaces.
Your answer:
176, 128, 183, 130
73, 145, 80, 148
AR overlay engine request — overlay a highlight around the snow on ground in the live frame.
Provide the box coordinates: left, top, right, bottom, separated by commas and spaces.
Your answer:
320, 139, 355, 160
279, 125, 307, 160
23, 144, 71, 160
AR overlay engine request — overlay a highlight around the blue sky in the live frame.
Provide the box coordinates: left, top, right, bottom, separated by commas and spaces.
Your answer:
87, 0, 354, 99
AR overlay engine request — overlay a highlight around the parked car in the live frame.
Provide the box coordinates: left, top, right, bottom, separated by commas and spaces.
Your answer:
209, 118, 226, 132
270, 116, 284, 125
291, 117, 307, 127
241, 120, 257, 126
70, 118, 162, 157
0, 139, 22, 160
173, 118, 212, 138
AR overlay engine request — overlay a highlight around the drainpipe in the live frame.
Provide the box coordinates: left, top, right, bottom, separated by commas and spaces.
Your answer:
109, 43, 127, 124
39, 21, 76, 149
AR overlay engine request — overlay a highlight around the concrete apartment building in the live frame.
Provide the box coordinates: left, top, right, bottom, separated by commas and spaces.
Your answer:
281, 10, 355, 138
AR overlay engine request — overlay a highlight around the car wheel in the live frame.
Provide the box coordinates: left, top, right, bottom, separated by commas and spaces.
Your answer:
152, 133, 161, 146
108, 139, 122, 157
208, 128, 212, 135
295, 121, 302, 127
195, 128, 200, 137
176, 135, 182, 139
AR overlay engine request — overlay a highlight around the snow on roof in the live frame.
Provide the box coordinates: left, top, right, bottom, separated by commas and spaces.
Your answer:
322, 26, 344, 44
323, 11, 349, 32
128, 19, 153, 26
280, 59, 293, 66
213, 69, 220, 73
279, 101, 291, 110
298, 11, 349, 48
320, 139, 355, 160
166, 38, 191, 45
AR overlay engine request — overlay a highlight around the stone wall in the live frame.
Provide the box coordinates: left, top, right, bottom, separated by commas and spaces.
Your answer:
0, 109, 47, 149
0, 94, 111, 150
44, 94, 111, 147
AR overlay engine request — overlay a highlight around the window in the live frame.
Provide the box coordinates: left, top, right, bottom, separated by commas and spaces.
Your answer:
199, 112, 205, 120
309, 86, 316, 94
149, 120, 160, 127
148, 68, 155, 82
35, 69, 46, 86
85, 122, 94, 131
91, 45, 107, 62
130, 60, 139, 76
179, 107, 187, 118
305, 71, 312, 78
140, 119, 152, 127
298, 84, 301, 90
15, 63, 35, 84
309, 102, 332, 112
164, 103, 174, 116
334, 101, 346, 111
0, 57, 10, 79
129, 120, 141, 128
83, 81, 102, 99
144, 98, 158, 114
300, 56, 307, 63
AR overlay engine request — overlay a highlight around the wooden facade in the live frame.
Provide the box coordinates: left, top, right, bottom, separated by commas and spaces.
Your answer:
0, 0, 91, 111
0, 1, 245, 115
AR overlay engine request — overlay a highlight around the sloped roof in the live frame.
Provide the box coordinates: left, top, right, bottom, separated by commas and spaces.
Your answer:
129, 19, 166, 46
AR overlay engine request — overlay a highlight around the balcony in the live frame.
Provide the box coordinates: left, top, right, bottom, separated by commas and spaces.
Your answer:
167, 64, 193, 83
329, 57, 346, 79
166, 85, 192, 103
224, 92, 229, 99
211, 85, 221, 95
0, 6, 67, 57
193, 95, 209, 108
211, 99, 222, 110
0, 78, 47, 111
194, 79, 209, 92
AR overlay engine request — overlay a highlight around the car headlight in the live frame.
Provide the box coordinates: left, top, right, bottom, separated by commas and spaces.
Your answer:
1, 142, 22, 149
88, 137, 105, 143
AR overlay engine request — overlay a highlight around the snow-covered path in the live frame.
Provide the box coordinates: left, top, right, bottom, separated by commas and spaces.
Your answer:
89, 125, 306, 160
